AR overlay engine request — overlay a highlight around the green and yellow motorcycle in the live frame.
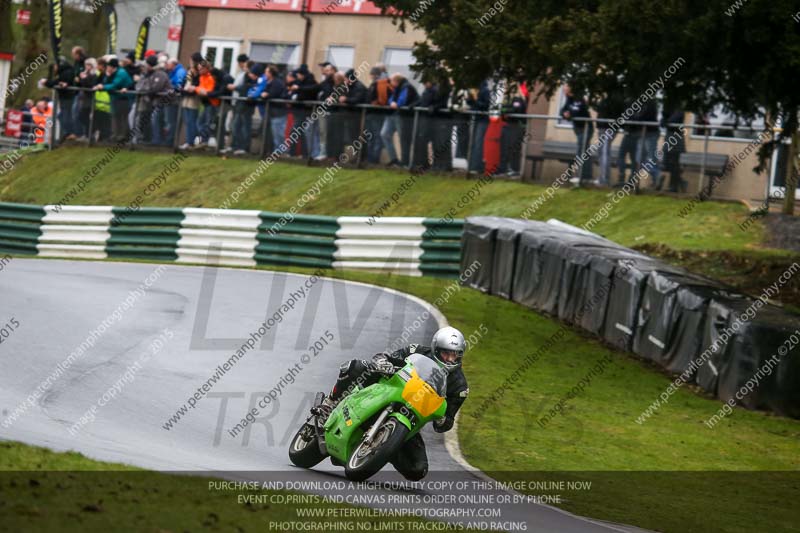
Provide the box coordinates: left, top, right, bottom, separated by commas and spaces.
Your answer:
288, 353, 448, 481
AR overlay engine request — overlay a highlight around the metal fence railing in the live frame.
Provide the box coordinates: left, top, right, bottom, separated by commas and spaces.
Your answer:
0, 86, 781, 202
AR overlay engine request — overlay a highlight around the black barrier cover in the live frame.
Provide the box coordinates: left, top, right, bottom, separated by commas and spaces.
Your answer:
719, 305, 800, 415
536, 237, 572, 314
491, 220, 552, 300
557, 242, 631, 324
632, 271, 720, 367
573, 248, 648, 336
461, 216, 510, 293
602, 255, 686, 352
695, 294, 755, 395
511, 227, 619, 312
650, 283, 732, 376
510, 228, 575, 310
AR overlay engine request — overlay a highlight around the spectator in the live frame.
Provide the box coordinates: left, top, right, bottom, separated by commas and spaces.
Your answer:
93, 58, 133, 142
636, 100, 661, 189
121, 51, 140, 81
18, 99, 35, 147
155, 58, 186, 146
75, 57, 99, 141
121, 52, 143, 131
381, 73, 419, 167
215, 67, 235, 148
70, 46, 88, 138
194, 61, 223, 148
222, 55, 254, 155
617, 105, 640, 187
466, 79, 491, 173
595, 91, 626, 186
316, 62, 337, 159
42, 58, 76, 141
560, 84, 594, 185
451, 84, 472, 160
662, 107, 687, 192
415, 76, 452, 171
179, 62, 201, 150
288, 64, 320, 159
366, 66, 391, 163
136, 55, 171, 144
260, 65, 288, 154
283, 69, 302, 156
497, 74, 528, 176
30, 98, 52, 145
339, 68, 368, 159
92, 57, 112, 142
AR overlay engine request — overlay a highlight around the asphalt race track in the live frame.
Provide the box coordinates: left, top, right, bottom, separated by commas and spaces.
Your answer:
0, 259, 647, 532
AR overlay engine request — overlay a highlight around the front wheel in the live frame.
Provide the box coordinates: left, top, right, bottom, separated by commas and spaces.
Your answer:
288, 423, 326, 468
345, 417, 408, 481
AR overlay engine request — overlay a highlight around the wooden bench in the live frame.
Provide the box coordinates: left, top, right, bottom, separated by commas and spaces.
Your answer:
678, 152, 729, 177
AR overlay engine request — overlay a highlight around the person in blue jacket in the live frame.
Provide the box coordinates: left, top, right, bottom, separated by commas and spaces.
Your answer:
157, 58, 187, 145
250, 65, 288, 154
93, 58, 134, 143
380, 73, 419, 166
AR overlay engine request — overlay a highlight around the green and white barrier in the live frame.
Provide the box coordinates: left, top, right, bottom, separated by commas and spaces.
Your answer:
0, 202, 463, 276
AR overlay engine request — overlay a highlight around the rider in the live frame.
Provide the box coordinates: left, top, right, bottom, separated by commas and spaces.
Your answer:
315, 326, 469, 481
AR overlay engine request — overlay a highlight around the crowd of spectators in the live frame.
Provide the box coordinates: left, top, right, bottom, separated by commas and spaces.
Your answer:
27, 47, 696, 189
560, 86, 688, 193
30, 47, 531, 175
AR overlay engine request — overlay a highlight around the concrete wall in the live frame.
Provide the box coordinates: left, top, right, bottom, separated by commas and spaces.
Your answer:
182, 7, 425, 84
115, 0, 170, 54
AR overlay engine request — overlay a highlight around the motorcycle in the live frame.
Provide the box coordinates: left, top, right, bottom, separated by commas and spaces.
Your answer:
288, 353, 448, 481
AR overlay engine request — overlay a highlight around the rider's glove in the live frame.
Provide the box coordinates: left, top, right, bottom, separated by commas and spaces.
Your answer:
371, 354, 396, 375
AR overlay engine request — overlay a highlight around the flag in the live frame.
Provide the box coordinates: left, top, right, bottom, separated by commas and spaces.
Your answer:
48, 0, 63, 60
106, 5, 118, 55
134, 17, 151, 61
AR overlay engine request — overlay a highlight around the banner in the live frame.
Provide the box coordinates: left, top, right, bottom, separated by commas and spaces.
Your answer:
48, 0, 63, 60
134, 17, 151, 60
105, 5, 118, 55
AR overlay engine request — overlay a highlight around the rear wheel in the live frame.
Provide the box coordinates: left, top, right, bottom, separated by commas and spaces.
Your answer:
345, 417, 408, 482
288, 423, 326, 468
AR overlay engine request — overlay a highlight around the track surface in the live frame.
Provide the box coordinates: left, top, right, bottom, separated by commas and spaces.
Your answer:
0, 259, 643, 532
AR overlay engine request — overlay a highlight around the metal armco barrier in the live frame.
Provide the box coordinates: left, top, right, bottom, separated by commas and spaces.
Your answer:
0, 202, 462, 277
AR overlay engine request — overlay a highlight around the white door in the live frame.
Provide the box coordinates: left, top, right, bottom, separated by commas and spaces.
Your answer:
769, 136, 800, 200
201, 39, 240, 77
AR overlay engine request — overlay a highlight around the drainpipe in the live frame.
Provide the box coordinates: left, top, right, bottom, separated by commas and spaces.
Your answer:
301, 0, 312, 65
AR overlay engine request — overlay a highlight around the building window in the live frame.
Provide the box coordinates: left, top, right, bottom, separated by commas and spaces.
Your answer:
250, 42, 301, 70
691, 106, 765, 142
326, 46, 354, 71
383, 47, 416, 83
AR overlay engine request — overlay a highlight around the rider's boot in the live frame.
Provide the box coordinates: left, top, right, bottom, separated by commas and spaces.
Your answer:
311, 393, 340, 425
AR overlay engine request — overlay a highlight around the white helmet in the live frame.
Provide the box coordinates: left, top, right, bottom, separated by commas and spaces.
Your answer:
431, 326, 466, 372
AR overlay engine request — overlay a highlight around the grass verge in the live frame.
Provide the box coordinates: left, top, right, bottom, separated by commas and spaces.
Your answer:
0, 146, 765, 252
267, 265, 799, 533
0, 440, 491, 533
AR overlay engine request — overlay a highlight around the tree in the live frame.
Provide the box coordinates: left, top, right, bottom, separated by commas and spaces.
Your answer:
372, 0, 800, 213
0, 0, 14, 55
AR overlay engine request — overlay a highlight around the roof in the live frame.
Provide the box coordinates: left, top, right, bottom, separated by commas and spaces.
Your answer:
178, 0, 386, 15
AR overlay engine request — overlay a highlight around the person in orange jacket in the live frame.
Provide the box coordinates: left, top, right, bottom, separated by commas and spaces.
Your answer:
192, 61, 222, 148
30, 98, 53, 145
